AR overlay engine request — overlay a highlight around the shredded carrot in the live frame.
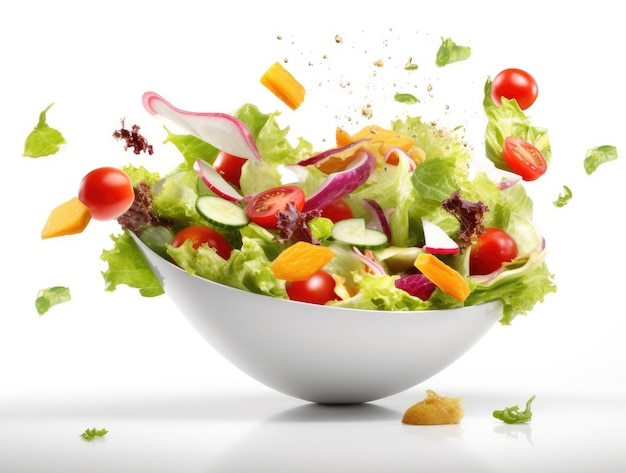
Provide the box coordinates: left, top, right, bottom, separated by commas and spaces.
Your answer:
41, 197, 91, 239
335, 126, 353, 147
414, 252, 470, 301
334, 124, 422, 166
270, 241, 334, 282
260, 62, 305, 111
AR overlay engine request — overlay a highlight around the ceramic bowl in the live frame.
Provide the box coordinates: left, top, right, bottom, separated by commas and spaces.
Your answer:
132, 233, 501, 404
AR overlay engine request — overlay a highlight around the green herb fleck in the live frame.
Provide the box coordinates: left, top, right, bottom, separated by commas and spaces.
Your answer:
584, 145, 618, 175
35, 286, 71, 316
394, 93, 419, 105
81, 427, 108, 442
435, 37, 471, 67
23, 103, 67, 158
493, 395, 536, 424
553, 185, 573, 208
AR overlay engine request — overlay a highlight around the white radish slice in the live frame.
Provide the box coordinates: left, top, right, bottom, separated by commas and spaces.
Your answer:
422, 218, 460, 254
142, 91, 262, 162
194, 159, 243, 203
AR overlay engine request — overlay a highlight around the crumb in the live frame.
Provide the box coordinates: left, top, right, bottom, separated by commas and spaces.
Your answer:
401, 390, 464, 425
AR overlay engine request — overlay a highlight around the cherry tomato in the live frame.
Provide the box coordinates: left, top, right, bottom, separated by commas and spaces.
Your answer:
213, 151, 247, 188
286, 270, 338, 305
171, 226, 232, 259
320, 199, 353, 222
78, 167, 134, 221
245, 185, 306, 229
470, 228, 518, 275
503, 136, 547, 181
491, 68, 538, 110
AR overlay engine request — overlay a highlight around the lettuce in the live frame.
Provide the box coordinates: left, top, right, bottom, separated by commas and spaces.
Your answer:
483, 78, 551, 171
101, 231, 164, 297
168, 236, 286, 298
100, 98, 555, 324
331, 273, 432, 311
23, 103, 66, 158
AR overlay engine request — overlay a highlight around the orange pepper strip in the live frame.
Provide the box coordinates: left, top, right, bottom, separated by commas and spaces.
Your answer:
260, 62, 305, 111
41, 197, 92, 239
414, 252, 470, 302
270, 241, 335, 282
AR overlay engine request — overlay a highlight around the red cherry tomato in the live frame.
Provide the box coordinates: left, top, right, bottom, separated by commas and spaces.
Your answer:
320, 199, 353, 223
78, 167, 134, 221
491, 68, 538, 110
286, 270, 338, 305
213, 151, 247, 188
171, 226, 232, 259
245, 185, 306, 229
503, 136, 547, 181
470, 228, 518, 275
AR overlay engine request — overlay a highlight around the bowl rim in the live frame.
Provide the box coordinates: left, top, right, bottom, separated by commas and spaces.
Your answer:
131, 231, 503, 318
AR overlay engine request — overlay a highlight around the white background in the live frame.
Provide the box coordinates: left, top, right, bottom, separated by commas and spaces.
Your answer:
1, 1, 625, 471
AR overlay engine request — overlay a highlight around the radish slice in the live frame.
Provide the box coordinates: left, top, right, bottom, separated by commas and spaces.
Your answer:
362, 198, 392, 243
384, 147, 416, 172
302, 150, 376, 212
194, 159, 243, 203
142, 91, 262, 162
422, 218, 460, 254
297, 139, 370, 167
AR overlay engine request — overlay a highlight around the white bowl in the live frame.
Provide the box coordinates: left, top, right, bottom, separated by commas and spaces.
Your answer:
132, 234, 502, 404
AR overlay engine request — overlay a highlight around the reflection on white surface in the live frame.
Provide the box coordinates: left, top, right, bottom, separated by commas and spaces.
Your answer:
2, 388, 626, 472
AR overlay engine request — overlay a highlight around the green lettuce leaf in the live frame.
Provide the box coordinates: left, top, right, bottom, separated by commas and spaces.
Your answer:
35, 286, 71, 315
553, 185, 573, 208
23, 103, 66, 158
101, 232, 164, 297
331, 273, 432, 311
435, 37, 471, 67
467, 249, 556, 324
163, 126, 218, 171
483, 78, 551, 171
151, 171, 206, 227
584, 145, 618, 175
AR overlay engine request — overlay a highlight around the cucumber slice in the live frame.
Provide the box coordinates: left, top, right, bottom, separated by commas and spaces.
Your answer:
196, 195, 249, 229
331, 217, 388, 250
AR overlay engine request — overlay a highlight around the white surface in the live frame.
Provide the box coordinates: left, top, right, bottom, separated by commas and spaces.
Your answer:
2, 1, 625, 471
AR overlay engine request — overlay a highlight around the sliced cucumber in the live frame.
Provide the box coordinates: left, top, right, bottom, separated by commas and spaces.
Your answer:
331, 217, 388, 250
196, 195, 249, 229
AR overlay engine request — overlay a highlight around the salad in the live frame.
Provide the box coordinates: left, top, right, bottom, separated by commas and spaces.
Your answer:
87, 65, 555, 325
36, 52, 556, 324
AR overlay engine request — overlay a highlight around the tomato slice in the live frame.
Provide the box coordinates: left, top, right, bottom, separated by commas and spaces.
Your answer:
245, 185, 306, 229
503, 136, 547, 181
213, 151, 247, 188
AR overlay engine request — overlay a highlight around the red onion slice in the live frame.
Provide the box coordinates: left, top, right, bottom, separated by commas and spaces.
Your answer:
302, 150, 376, 212
362, 198, 392, 243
